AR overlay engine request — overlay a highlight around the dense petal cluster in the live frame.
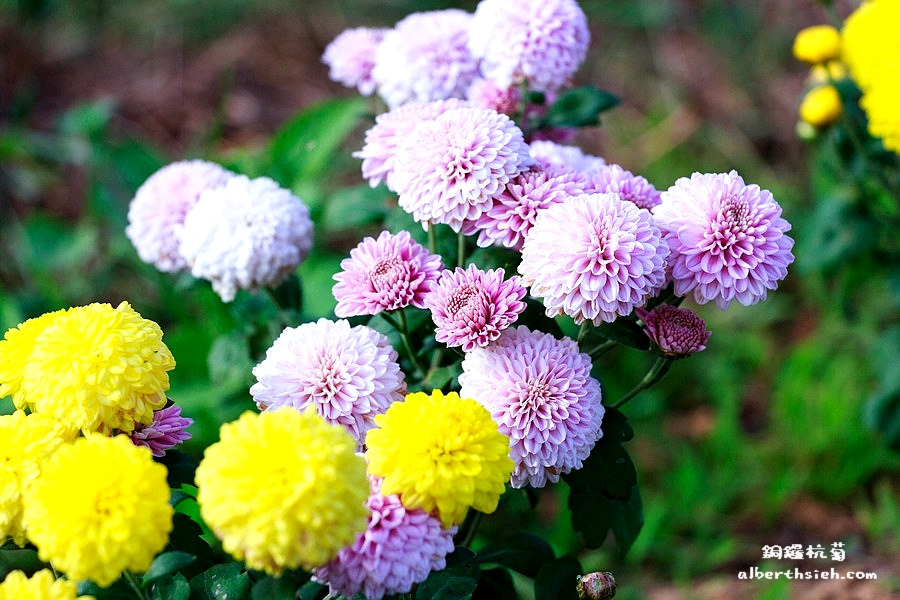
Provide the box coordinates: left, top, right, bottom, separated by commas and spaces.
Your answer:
860, 74, 900, 153
462, 167, 589, 250
354, 99, 467, 189
313, 479, 456, 600
332, 230, 444, 317
637, 305, 711, 358
373, 10, 479, 108
323, 27, 388, 95
125, 160, 233, 273
250, 319, 405, 444
469, 0, 590, 92
129, 403, 193, 457
529, 140, 605, 174
0, 570, 92, 600
0, 302, 175, 433
466, 78, 521, 115
0, 412, 74, 546
519, 193, 669, 323
459, 327, 603, 488
424, 264, 527, 351
588, 164, 662, 211
366, 390, 513, 527
196, 410, 369, 573
23, 434, 173, 586
179, 175, 313, 302
654, 171, 795, 310
392, 105, 532, 230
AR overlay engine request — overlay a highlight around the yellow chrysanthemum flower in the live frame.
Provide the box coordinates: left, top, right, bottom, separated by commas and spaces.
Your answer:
23, 434, 173, 587
861, 74, 900, 153
195, 409, 369, 574
842, 0, 900, 92
0, 569, 94, 600
366, 390, 514, 527
799, 84, 843, 128
793, 25, 842, 65
0, 411, 75, 546
0, 302, 175, 433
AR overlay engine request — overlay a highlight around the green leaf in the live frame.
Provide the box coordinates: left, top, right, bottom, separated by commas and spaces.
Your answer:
0, 548, 44, 578
863, 326, 900, 450
417, 548, 479, 600
251, 570, 310, 600
475, 533, 554, 577
158, 450, 198, 489
541, 86, 619, 129
533, 556, 581, 600
297, 580, 328, 600
190, 563, 251, 600
150, 573, 191, 600
607, 486, 644, 556
142, 551, 196, 587
59, 100, 114, 137
583, 318, 651, 352
473, 568, 518, 600
167, 513, 216, 573
268, 97, 367, 189
321, 184, 392, 230
426, 363, 464, 391
207, 332, 255, 391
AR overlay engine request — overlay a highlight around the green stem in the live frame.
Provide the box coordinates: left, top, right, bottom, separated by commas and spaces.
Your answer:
612, 357, 673, 408
577, 321, 591, 343
454, 509, 485, 548
388, 309, 426, 379
427, 222, 437, 255
457, 231, 466, 268
123, 571, 146, 599
588, 339, 617, 358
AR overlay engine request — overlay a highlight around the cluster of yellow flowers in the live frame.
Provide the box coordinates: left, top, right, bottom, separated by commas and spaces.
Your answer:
793, 25, 844, 129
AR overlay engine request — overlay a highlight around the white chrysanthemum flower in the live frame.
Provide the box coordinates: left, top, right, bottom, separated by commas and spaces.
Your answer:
179, 175, 313, 302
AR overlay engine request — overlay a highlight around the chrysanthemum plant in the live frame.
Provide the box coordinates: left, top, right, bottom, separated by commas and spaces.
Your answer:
792, 0, 900, 451
1, 1, 796, 599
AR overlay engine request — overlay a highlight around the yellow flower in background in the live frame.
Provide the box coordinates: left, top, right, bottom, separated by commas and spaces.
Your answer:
793, 25, 842, 64
861, 72, 900, 152
195, 409, 369, 574
842, 0, 900, 91
807, 61, 848, 85
23, 434, 173, 587
0, 302, 175, 433
0, 411, 75, 546
366, 390, 513, 527
0, 569, 93, 600
799, 84, 843, 128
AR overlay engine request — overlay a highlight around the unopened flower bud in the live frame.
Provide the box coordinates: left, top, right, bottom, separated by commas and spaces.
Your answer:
793, 25, 841, 64
576, 571, 617, 600
637, 305, 711, 358
799, 85, 842, 128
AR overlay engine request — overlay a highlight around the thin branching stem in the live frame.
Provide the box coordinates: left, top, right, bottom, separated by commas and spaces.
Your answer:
613, 356, 673, 408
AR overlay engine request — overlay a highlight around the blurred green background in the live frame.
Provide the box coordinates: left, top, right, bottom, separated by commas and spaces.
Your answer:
1, 0, 897, 598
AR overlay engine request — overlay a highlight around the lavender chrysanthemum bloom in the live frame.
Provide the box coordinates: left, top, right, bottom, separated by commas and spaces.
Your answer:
461, 167, 589, 250
459, 326, 604, 488
249, 319, 405, 445
126, 160, 233, 273
466, 78, 522, 115
588, 164, 662, 211
313, 478, 455, 600
372, 10, 480, 109
179, 175, 313, 302
469, 0, 590, 92
392, 105, 532, 231
653, 171, 795, 310
529, 140, 605, 174
322, 27, 388, 96
129, 403, 193, 457
354, 99, 467, 190
332, 230, 444, 317
519, 193, 669, 324
424, 264, 527, 351
636, 305, 711, 358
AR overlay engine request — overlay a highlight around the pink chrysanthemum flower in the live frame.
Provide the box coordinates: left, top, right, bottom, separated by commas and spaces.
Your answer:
529, 140, 605, 174
249, 319, 406, 445
323, 27, 388, 96
588, 164, 662, 211
313, 478, 455, 600
332, 230, 444, 317
129, 403, 193, 457
461, 166, 590, 250
392, 105, 532, 231
354, 99, 467, 190
519, 193, 669, 324
468, 0, 590, 92
653, 171, 795, 310
179, 175, 314, 302
126, 160, 233, 273
466, 78, 522, 115
636, 305, 711, 358
424, 264, 527, 351
459, 326, 604, 488
372, 10, 480, 109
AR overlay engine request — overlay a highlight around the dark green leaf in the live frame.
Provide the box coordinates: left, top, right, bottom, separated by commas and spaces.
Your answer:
321, 184, 392, 230
150, 573, 191, 600
426, 363, 463, 391
251, 570, 310, 600
170, 489, 193, 507
607, 486, 644, 557
583, 318, 651, 352
0, 548, 44, 578
78, 579, 135, 599
415, 568, 479, 600
863, 326, 900, 450
59, 100, 114, 137
534, 556, 581, 600
190, 563, 251, 600
298, 580, 329, 600
158, 450, 198, 489
142, 551, 196, 587
473, 568, 518, 600
475, 533, 554, 577
541, 86, 619, 129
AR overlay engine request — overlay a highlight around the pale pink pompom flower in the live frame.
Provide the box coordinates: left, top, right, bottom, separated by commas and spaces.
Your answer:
529, 140, 605, 174
322, 27, 388, 96
466, 78, 522, 115
587, 163, 662, 211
